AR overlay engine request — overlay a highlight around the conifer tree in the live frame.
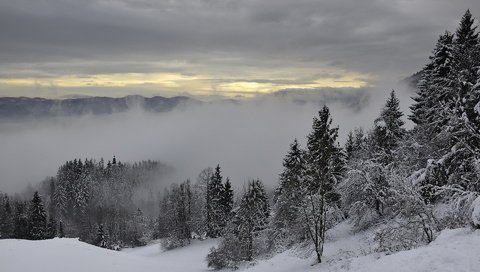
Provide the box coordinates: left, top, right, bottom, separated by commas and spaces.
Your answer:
455, 10, 479, 49
206, 165, 225, 238
46, 216, 57, 239
272, 139, 306, 245
28, 192, 47, 240
303, 105, 344, 263
95, 224, 107, 248
207, 179, 269, 268
372, 90, 405, 162
58, 220, 65, 238
410, 31, 455, 129
470, 68, 480, 134
14, 201, 29, 239
453, 10, 480, 129
345, 131, 355, 161
221, 178, 234, 221
0, 196, 14, 238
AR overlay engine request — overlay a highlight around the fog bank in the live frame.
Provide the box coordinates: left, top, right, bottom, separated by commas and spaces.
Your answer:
0, 85, 413, 194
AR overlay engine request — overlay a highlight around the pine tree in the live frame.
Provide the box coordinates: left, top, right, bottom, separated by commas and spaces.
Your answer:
0, 195, 14, 238
221, 178, 234, 221
410, 31, 455, 130
455, 10, 478, 52
28, 192, 47, 240
206, 165, 225, 238
95, 224, 107, 248
46, 216, 57, 239
470, 68, 480, 134
305, 105, 344, 201
132, 208, 148, 246
272, 139, 306, 245
14, 201, 29, 239
303, 105, 344, 263
58, 220, 65, 238
345, 131, 355, 161
453, 10, 480, 129
372, 90, 405, 163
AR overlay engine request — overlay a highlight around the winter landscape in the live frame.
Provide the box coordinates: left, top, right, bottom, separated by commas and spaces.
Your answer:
1, 1, 480, 272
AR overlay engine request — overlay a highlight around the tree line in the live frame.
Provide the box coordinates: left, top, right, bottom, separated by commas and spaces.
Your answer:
0, 158, 171, 249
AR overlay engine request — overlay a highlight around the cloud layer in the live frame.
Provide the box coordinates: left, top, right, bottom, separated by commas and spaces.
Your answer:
0, 0, 478, 97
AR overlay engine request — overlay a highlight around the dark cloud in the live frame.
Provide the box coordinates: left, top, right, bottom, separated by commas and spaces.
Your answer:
0, 0, 479, 90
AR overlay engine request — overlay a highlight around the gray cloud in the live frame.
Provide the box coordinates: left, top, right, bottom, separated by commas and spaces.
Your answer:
0, 0, 479, 85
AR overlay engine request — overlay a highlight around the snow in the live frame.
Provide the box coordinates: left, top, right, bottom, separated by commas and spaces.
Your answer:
0, 238, 218, 272
471, 196, 480, 226
375, 119, 386, 128
1, 226, 479, 272
242, 227, 480, 272
346, 228, 480, 272
474, 101, 480, 115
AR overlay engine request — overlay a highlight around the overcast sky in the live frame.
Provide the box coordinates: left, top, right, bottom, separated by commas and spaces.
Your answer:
0, 0, 479, 98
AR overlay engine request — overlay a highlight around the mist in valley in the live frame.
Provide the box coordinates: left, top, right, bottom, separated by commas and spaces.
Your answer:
0, 83, 413, 195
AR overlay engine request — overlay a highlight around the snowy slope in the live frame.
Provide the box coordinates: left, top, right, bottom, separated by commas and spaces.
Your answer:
0, 238, 217, 272
243, 227, 480, 272
1, 227, 479, 272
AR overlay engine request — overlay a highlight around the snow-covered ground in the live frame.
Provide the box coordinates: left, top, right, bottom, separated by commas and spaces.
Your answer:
0, 238, 218, 272
1, 225, 479, 272
246, 226, 480, 272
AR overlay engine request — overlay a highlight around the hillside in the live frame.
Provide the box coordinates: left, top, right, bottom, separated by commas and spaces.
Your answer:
1, 225, 478, 272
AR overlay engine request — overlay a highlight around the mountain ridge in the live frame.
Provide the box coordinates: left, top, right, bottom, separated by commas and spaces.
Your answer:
0, 95, 202, 119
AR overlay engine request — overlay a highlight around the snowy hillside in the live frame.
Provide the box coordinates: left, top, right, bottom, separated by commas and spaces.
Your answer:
246, 227, 480, 272
1, 226, 479, 272
0, 238, 217, 272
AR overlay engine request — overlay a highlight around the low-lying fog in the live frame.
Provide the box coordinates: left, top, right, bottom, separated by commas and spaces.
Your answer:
0, 85, 413, 194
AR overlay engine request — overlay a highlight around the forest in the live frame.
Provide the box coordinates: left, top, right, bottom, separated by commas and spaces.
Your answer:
1, 10, 480, 270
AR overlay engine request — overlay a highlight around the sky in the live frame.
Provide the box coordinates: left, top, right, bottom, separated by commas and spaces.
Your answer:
0, 0, 479, 98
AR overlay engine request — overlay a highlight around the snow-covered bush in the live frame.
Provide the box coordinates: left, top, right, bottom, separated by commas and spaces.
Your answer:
160, 235, 190, 250
373, 173, 438, 253
471, 196, 480, 228
434, 190, 478, 229
206, 232, 243, 270
339, 160, 390, 231
374, 218, 434, 253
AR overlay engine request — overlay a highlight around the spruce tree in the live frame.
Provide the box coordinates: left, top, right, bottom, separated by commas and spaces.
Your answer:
372, 90, 405, 162
14, 201, 29, 239
453, 10, 480, 127
410, 31, 455, 130
345, 131, 355, 161
206, 165, 225, 238
272, 139, 306, 245
0, 196, 14, 238
455, 10, 478, 51
28, 192, 47, 240
46, 216, 57, 239
221, 178, 234, 221
470, 68, 480, 134
58, 220, 65, 238
95, 224, 107, 248
303, 105, 344, 263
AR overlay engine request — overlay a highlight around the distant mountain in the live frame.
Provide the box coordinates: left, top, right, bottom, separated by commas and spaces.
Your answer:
0, 95, 201, 119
